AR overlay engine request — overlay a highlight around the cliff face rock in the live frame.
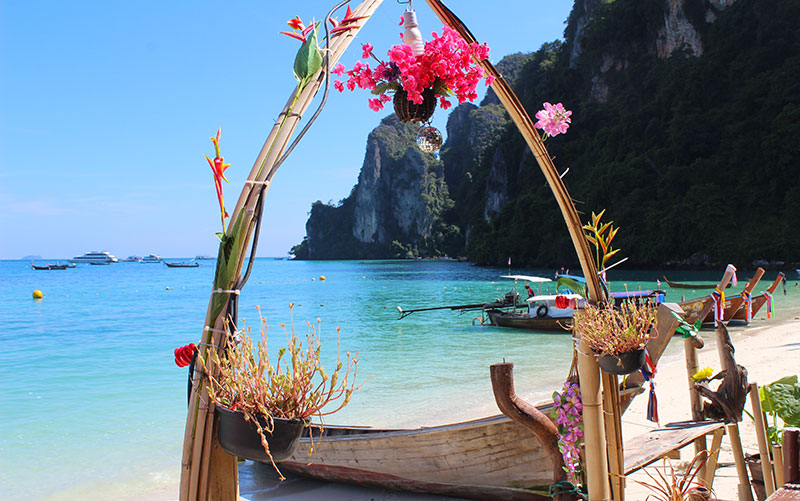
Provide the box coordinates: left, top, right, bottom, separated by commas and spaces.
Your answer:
295, 115, 449, 259
656, 0, 704, 58
483, 147, 509, 220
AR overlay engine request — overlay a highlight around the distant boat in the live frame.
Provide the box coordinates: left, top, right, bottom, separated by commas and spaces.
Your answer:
122, 255, 142, 262
662, 276, 732, 289
31, 262, 68, 270
164, 261, 199, 268
71, 251, 118, 264
194, 255, 215, 260
141, 254, 162, 263
89, 261, 111, 266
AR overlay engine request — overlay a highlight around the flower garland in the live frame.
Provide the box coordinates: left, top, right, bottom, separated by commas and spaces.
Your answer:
551, 381, 584, 481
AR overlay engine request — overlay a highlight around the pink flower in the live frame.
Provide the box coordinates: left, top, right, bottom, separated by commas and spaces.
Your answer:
439, 97, 452, 110
332, 63, 346, 76
368, 98, 384, 112
334, 80, 344, 92
535, 102, 572, 137
361, 43, 373, 59
378, 94, 391, 103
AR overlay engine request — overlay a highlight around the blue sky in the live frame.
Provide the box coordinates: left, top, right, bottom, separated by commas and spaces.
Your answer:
0, 1, 573, 259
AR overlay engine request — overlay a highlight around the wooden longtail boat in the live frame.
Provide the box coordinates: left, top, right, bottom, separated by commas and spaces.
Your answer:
274, 303, 684, 499
728, 272, 785, 323
165, 261, 200, 268
662, 276, 732, 289
697, 267, 766, 325
674, 265, 737, 325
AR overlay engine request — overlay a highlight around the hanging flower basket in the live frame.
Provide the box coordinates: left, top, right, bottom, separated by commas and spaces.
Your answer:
597, 347, 646, 375
215, 405, 307, 462
393, 88, 436, 123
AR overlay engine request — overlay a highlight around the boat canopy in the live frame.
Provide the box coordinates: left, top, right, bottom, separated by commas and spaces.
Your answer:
501, 275, 552, 283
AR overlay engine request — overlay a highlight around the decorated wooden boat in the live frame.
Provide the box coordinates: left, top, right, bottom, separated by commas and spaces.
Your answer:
272, 303, 684, 499
697, 267, 765, 325
662, 276, 732, 289
674, 265, 737, 325
728, 272, 785, 324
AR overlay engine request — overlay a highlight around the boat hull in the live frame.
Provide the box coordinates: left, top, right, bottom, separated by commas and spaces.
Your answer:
279, 415, 553, 500
486, 310, 571, 332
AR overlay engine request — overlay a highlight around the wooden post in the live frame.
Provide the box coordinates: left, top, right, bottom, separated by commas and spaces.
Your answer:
785, 427, 800, 484
684, 335, 707, 479
749, 383, 776, 495
490, 363, 575, 501
601, 371, 624, 500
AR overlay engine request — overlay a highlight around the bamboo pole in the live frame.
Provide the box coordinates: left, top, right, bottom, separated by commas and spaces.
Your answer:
773, 444, 785, 486
728, 422, 755, 501
179, 2, 384, 499
601, 371, 624, 500
421, 3, 611, 499
749, 383, 776, 495
703, 427, 725, 489
785, 427, 800, 484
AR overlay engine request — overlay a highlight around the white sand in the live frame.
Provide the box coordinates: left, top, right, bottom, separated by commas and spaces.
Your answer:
623, 312, 800, 500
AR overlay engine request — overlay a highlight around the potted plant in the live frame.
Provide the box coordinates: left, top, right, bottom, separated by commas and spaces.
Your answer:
199, 304, 366, 478
574, 299, 657, 375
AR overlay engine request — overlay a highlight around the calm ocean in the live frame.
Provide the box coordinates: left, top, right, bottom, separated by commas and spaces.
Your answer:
2, 259, 797, 499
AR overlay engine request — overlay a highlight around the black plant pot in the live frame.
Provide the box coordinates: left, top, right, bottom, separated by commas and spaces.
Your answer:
216, 405, 306, 462
393, 88, 436, 123
598, 348, 646, 375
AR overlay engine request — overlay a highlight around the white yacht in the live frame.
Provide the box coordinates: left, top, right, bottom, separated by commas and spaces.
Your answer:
141, 254, 162, 263
71, 251, 119, 264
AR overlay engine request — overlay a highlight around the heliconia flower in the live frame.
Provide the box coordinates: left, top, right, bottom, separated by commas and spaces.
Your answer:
329, 5, 368, 36
361, 43, 373, 59
205, 127, 231, 233
535, 101, 572, 137
287, 16, 304, 31
332, 63, 346, 76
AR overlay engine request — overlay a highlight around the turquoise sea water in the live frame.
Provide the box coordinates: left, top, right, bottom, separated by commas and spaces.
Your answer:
2, 259, 798, 499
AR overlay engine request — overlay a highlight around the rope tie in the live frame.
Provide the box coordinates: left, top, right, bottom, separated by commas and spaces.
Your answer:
212, 289, 240, 295
277, 111, 302, 121
203, 326, 228, 334
550, 480, 588, 500
245, 180, 270, 186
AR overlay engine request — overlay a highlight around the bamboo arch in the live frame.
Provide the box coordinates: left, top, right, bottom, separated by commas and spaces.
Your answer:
179, 1, 617, 499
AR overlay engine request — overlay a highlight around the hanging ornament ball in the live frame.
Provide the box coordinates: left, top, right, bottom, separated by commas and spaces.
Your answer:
416, 125, 442, 153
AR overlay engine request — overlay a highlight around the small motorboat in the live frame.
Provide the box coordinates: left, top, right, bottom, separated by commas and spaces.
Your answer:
31, 263, 68, 270
165, 261, 200, 268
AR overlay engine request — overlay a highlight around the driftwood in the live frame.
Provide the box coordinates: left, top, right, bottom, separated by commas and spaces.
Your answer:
693, 324, 749, 422
489, 363, 574, 501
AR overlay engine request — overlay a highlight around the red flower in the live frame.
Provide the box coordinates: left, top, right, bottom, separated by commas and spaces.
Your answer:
204, 128, 231, 232
287, 16, 304, 31
329, 5, 368, 36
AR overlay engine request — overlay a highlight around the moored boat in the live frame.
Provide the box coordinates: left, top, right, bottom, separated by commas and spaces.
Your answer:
142, 254, 162, 263
71, 251, 118, 264
31, 262, 68, 270
675, 265, 738, 325
662, 276, 732, 289
698, 267, 765, 325
728, 272, 786, 323
165, 261, 200, 268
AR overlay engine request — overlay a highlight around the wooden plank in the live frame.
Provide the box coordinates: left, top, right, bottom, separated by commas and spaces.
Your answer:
623, 421, 725, 474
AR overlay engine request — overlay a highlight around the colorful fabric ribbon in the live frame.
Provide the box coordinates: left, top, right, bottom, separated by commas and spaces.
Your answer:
711, 287, 725, 326
765, 292, 774, 319
743, 290, 752, 323
730, 265, 738, 287
640, 351, 658, 423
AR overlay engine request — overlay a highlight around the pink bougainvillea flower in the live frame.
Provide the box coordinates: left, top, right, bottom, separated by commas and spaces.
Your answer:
361, 43, 373, 59
332, 63, 346, 76
204, 128, 231, 232
368, 98, 384, 112
333, 80, 344, 92
535, 102, 572, 137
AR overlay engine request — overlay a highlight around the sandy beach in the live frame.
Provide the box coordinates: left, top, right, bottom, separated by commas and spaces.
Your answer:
234, 304, 800, 501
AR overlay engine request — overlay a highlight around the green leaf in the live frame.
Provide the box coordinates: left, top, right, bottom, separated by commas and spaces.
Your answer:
556, 277, 587, 299
293, 22, 323, 91
769, 375, 800, 426
371, 81, 397, 96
